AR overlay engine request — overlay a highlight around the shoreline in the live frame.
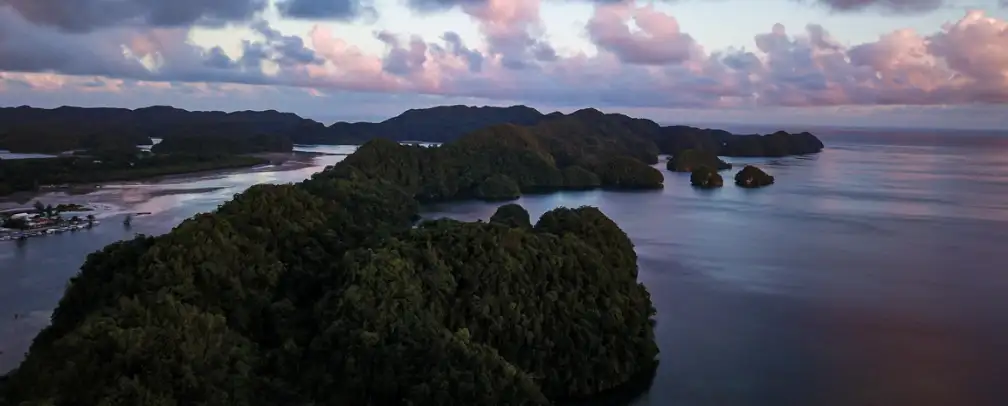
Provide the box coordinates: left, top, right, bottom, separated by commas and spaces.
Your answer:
0, 152, 320, 204
0, 203, 112, 242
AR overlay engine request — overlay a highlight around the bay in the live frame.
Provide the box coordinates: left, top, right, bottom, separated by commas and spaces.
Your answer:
2, 133, 1007, 405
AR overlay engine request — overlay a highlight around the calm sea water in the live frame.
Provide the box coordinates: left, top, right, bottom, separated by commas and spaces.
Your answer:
3, 133, 1008, 405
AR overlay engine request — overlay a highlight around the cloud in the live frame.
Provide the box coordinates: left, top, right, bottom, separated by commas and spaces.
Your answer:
376, 31, 429, 76
0, 0, 970, 36
438, 31, 485, 72
0, 8, 325, 88
275, 0, 377, 20
586, 1, 701, 65
244, 20, 324, 67
456, 0, 557, 70
2, 0, 1007, 114
808, 0, 945, 13
0, 0, 267, 33
404, 0, 960, 15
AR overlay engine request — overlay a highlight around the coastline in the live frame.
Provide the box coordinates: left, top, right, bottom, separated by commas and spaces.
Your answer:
0, 151, 319, 204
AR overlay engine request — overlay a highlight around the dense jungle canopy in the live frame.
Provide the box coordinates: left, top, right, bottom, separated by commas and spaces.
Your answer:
0, 123, 662, 405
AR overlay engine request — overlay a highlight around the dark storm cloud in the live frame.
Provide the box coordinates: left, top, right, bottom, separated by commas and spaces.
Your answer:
807, 0, 945, 13
275, 0, 377, 20
0, 8, 148, 77
404, 0, 485, 13
0, 0, 268, 33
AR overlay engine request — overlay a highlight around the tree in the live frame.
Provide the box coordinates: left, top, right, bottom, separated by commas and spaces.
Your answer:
33, 200, 44, 215
690, 166, 724, 188
4, 113, 667, 406
489, 204, 532, 229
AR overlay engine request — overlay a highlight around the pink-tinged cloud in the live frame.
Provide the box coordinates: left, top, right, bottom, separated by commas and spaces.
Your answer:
459, 0, 556, 69
2, 3, 1008, 110
587, 0, 701, 65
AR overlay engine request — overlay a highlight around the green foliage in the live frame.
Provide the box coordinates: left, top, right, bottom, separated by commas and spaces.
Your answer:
0, 154, 268, 196
321, 123, 662, 202
7, 296, 259, 406
0, 105, 823, 159
153, 133, 293, 155
689, 167, 724, 188
734, 165, 775, 188
666, 149, 731, 172
3, 107, 682, 406
534, 207, 640, 274
0, 129, 151, 154
590, 157, 664, 190
3, 166, 658, 405
561, 166, 601, 190
489, 204, 532, 229
657, 127, 824, 158
476, 174, 522, 201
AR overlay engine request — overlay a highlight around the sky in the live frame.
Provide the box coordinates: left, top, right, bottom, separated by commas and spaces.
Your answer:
0, 0, 1006, 129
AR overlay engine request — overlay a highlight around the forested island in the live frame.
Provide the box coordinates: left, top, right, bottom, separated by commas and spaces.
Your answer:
0, 123, 661, 405
0, 105, 822, 197
151, 133, 294, 155
1, 105, 824, 158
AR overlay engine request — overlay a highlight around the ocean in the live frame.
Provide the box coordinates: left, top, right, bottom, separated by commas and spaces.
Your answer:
2, 130, 1007, 405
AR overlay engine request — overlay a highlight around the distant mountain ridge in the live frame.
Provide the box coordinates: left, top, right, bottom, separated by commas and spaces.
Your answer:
0, 104, 824, 158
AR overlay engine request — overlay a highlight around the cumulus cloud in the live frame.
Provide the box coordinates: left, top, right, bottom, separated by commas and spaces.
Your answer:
0, 8, 320, 87
808, 0, 945, 13
587, 1, 701, 65
455, 0, 557, 70
404, 0, 958, 14
0, 0, 971, 36
0, 0, 267, 33
376, 31, 429, 76
275, 0, 377, 20
244, 20, 324, 67
2, 0, 1007, 112
437, 31, 485, 72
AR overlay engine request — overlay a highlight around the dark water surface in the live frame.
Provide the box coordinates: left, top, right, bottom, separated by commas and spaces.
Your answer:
3, 135, 1008, 405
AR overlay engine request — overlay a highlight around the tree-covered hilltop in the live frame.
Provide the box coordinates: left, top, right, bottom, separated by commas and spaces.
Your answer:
666, 149, 732, 172
689, 166, 724, 188
1, 105, 824, 159
152, 133, 294, 155
735, 165, 775, 188
657, 127, 825, 157
326, 123, 665, 201
0, 127, 152, 154
1, 169, 659, 405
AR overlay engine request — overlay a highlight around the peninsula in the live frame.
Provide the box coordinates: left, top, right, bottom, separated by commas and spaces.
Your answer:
2, 122, 662, 405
